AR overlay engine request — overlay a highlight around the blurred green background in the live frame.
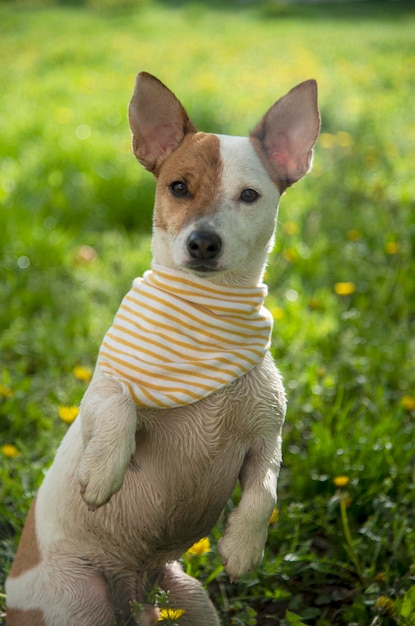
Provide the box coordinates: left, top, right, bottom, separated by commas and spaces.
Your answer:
1, 1, 414, 624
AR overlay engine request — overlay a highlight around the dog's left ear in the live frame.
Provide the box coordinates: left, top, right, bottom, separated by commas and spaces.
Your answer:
251, 80, 320, 191
128, 72, 197, 174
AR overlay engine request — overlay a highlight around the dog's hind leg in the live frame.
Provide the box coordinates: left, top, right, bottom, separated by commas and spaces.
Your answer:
157, 561, 220, 626
6, 557, 115, 626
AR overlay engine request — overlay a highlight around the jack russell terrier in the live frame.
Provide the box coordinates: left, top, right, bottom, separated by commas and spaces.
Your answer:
6, 72, 320, 625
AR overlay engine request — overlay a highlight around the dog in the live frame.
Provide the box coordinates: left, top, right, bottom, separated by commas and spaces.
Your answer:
6, 72, 320, 625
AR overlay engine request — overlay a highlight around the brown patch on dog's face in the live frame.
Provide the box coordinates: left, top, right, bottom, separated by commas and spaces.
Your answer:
154, 132, 222, 235
9, 496, 41, 578
6, 608, 46, 626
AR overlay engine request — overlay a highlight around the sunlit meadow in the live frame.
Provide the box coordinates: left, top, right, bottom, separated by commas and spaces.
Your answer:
1, 1, 414, 624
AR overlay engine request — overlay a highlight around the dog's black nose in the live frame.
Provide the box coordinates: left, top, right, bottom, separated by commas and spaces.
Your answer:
186, 231, 222, 260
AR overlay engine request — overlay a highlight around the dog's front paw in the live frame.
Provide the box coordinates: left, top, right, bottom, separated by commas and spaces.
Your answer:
78, 437, 135, 509
218, 520, 267, 582
77, 392, 137, 509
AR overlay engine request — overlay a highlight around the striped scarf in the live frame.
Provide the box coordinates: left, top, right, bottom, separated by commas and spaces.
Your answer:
98, 265, 273, 408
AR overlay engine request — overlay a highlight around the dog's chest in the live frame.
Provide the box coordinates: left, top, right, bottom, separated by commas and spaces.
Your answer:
124, 361, 282, 512
137, 370, 272, 459
104, 377, 266, 556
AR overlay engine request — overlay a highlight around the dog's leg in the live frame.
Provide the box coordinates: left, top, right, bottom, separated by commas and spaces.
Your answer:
218, 431, 282, 581
157, 561, 221, 625
6, 558, 114, 626
77, 368, 138, 509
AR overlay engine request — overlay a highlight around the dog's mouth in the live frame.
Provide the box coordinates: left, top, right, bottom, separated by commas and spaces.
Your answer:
185, 261, 222, 275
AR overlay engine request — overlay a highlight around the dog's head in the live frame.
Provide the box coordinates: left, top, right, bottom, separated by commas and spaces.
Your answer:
128, 72, 320, 286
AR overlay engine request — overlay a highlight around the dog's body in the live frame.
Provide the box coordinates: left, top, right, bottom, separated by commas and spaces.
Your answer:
6, 73, 320, 625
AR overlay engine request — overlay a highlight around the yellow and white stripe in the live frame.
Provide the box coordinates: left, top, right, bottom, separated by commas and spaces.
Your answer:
98, 265, 273, 408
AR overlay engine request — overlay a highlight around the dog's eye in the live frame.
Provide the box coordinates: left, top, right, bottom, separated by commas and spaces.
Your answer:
169, 181, 189, 198
240, 188, 260, 203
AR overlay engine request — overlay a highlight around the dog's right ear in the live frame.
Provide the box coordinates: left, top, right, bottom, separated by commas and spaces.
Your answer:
128, 72, 197, 174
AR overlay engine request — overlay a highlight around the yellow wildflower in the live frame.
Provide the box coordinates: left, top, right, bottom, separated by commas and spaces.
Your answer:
335, 131, 353, 148
334, 282, 356, 296
401, 396, 415, 412
346, 229, 361, 242
375, 596, 395, 617
270, 306, 284, 321
283, 248, 298, 263
186, 537, 210, 556
73, 365, 93, 383
385, 241, 399, 255
319, 133, 336, 149
58, 406, 79, 424
1, 444, 20, 458
0, 384, 13, 398
157, 608, 185, 622
333, 475, 350, 488
269, 507, 279, 524
283, 221, 299, 236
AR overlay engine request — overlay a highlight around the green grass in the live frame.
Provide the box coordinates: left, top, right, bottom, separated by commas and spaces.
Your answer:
1, 1, 415, 624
